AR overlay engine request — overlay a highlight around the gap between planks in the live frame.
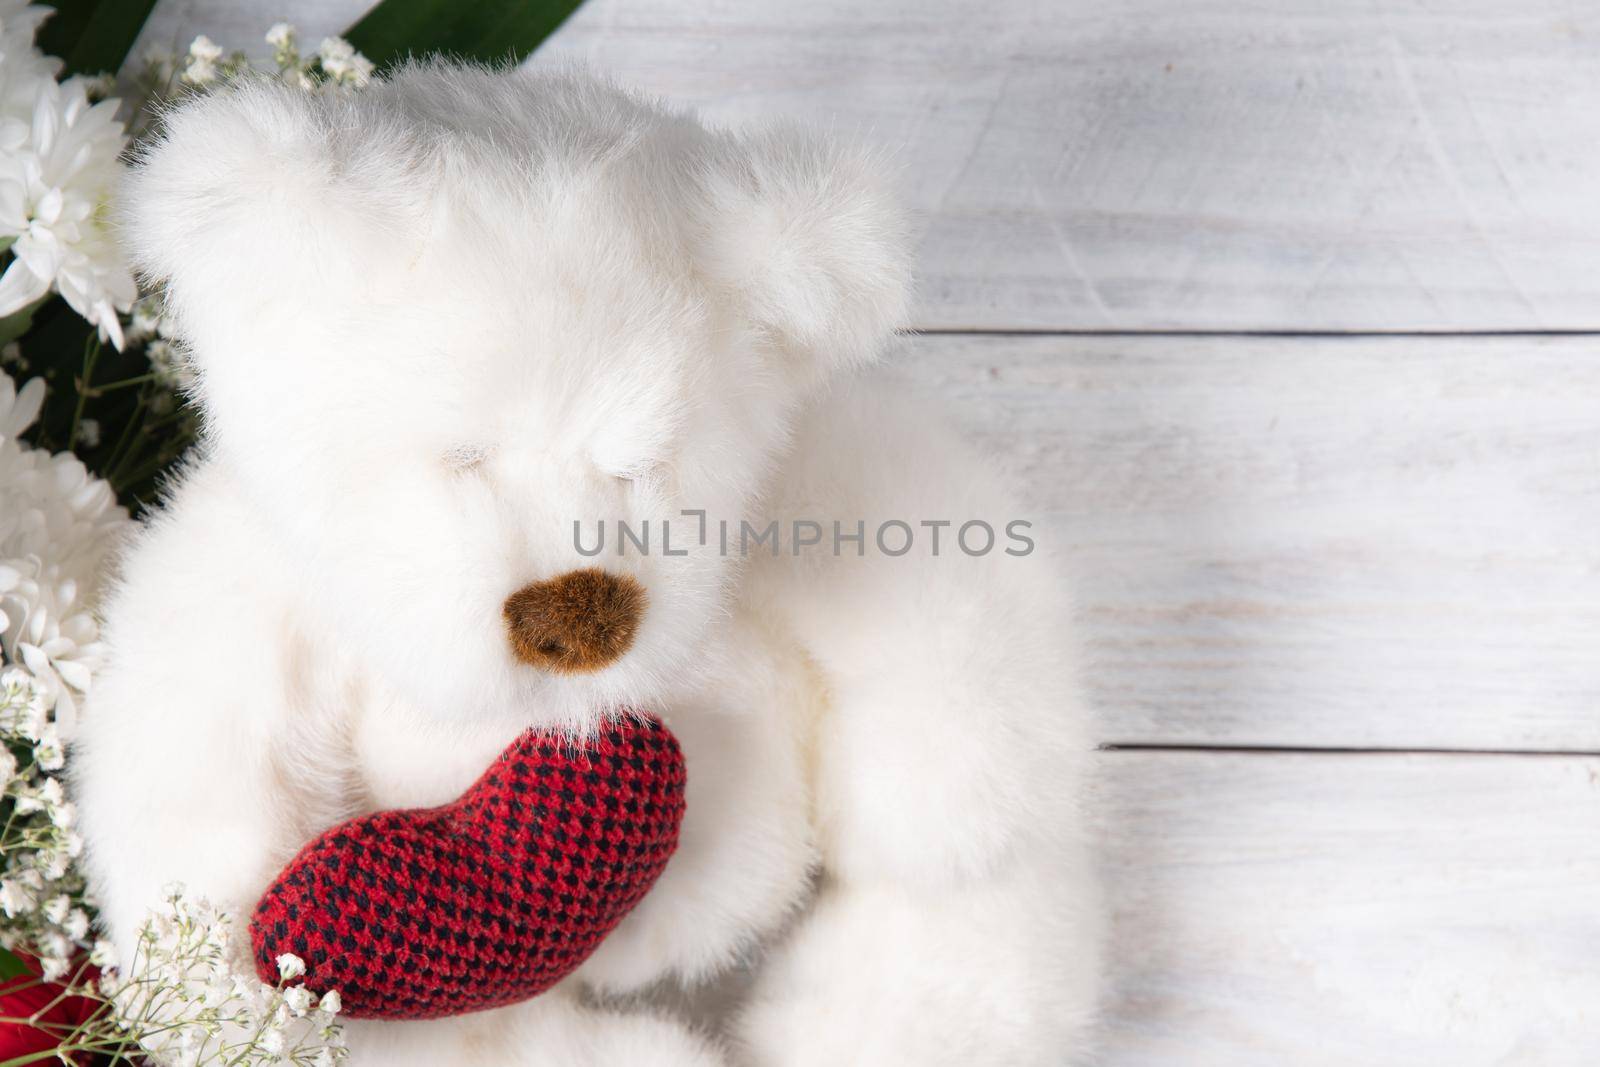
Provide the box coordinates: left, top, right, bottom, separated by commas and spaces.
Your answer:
910, 327, 1600, 338
1100, 743, 1600, 758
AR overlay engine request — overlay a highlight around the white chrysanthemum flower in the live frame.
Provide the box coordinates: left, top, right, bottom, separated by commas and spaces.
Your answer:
0, 75, 136, 346
0, 1, 57, 116
0, 1, 50, 43
79, 71, 115, 101
0, 554, 108, 729
0, 350, 41, 436
0, 376, 132, 727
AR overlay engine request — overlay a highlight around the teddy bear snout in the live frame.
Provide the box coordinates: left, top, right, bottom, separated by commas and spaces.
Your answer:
502, 568, 647, 673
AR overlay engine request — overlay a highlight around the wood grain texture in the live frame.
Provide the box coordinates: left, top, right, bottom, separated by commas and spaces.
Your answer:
886, 333, 1600, 752
538, 0, 1600, 332
1098, 750, 1600, 1065
134, 0, 1600, 331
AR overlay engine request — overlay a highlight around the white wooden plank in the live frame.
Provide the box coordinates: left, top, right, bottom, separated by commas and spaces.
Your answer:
1099, 750, 1600, 1065
534, 0, 1600, 331
137, 0, 1600, 332
887, 333, 1600, 752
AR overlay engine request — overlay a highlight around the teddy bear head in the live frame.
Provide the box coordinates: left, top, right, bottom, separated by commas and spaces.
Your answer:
122, 62, 909, 729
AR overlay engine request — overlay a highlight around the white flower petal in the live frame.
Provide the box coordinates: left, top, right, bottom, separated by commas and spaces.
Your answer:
0, 176, 24, 232
32, 185, 61, 225
53, 656, 91, 691
0, 256, 49, 316
0, 375, 43, 438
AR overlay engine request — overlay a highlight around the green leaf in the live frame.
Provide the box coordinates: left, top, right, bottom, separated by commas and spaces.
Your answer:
37, 0, 160, 77
344, 0, 584, 70
0, 297, 41, 350
0, 946, 32, 981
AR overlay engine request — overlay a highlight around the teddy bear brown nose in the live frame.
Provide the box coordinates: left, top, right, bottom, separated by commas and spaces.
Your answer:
503, 568, 647, 674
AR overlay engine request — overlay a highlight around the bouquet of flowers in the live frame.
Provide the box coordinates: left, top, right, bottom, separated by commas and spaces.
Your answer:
0, 0, 578, 1061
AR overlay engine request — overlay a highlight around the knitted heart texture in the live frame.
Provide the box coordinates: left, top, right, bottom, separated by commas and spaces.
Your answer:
249, 717, 686, 1019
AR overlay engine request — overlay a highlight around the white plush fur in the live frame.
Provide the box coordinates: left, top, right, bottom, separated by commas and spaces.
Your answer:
72, 63, 1100, 1065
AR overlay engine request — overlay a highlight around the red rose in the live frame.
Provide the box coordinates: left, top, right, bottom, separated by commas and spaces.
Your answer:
0, 953, 106, 1065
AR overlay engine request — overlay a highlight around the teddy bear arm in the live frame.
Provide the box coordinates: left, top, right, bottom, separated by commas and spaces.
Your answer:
734, 382, 1102, 1064
756, 380, 1093, 885
74, 466, 354, 963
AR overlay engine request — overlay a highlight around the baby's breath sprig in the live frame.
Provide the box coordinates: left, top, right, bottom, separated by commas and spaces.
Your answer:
93, 886, 349, 1067
0, 668, 93, 985
0, 886, 349, 1067
145, 23, 375, 102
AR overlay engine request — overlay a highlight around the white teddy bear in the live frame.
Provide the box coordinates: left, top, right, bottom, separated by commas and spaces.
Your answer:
73, 62, 1100, 1066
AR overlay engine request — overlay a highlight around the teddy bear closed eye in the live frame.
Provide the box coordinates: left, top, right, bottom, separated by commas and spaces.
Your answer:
71, 61, 1101, 1067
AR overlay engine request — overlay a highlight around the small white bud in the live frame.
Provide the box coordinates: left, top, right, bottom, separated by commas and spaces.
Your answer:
50, 800, 76, 829
187, 35, 223, 61
284, 985, 313, 1015
43, 893, 70, 924
90, 939, 118, 968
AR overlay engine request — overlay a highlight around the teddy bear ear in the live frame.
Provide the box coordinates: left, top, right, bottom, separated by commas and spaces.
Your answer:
118, 78, 432, 337
693, 123, 912, 385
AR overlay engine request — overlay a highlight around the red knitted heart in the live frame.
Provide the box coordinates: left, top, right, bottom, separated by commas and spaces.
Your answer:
249, 717, 685, 1019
